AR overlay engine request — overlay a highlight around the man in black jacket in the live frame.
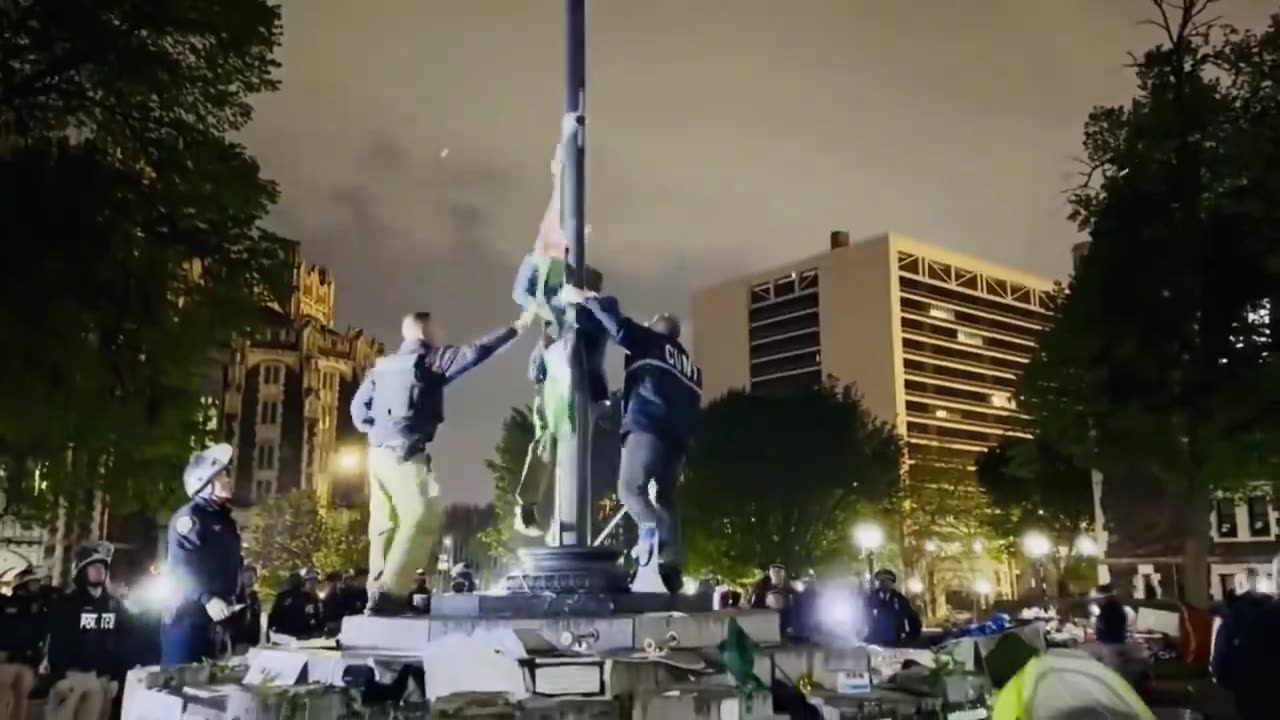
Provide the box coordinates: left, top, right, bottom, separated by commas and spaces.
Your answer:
230, 564, 262, 652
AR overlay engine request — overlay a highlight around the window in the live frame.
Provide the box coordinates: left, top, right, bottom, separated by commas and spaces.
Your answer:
928, 305, 955, 321
256, 443, 276, 471
1216, 499, 1238, 538
1246, 495, 1272, 537
990, 392, 1015, 409
254, 480, 274, 500
1218, 574, 1235, 598
956, 329, 985, 347
258, 401, 279, 425
261, 363, 284, 386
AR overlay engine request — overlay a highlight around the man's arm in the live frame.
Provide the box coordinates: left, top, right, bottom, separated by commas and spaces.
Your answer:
437, 323, 523, 384
576, 294, 653, 355
349, 374, 375, 432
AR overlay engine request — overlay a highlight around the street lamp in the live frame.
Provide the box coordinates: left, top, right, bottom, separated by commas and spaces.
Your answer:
1073, 534, 1100, 558
1022, 530, 1052, 601
973, 577, 993, 616
335, 447, 362, 474
923, 539, 939, 554
971, 539, 985, 554
852, 522, 884, 580
905, 576, 925, 595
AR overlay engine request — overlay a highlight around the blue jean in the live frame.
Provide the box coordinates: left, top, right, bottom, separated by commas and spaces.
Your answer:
160, 612, 214, 667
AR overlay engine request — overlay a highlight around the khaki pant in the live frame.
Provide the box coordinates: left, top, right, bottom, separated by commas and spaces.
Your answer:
0, 663, 35, 720
367, 446, 442, 595
45, 673, 115, 720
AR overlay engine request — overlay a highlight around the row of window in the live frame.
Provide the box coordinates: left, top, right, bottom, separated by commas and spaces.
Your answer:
1215, 496, 1275, 539
900, 295, 1044, 344
256, 443, 277, 471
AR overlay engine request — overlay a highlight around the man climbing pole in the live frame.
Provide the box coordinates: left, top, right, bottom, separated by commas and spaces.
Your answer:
511, 146, 610, 543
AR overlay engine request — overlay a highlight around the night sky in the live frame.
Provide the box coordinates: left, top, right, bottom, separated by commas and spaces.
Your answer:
241, 0, 1274, 505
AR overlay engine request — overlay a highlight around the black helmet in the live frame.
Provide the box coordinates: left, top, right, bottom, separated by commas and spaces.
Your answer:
647, 313, 681, 340
73, 542, 113, 576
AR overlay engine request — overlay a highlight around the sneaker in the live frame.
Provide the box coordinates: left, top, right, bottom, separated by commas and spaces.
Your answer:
514, 504, 543, 538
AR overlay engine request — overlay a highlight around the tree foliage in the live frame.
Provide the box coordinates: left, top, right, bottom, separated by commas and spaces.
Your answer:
244, 490, 367, 592
975, 438, 1094, 557
477, 407, 536, 563
1020, 0, 1280, 603
681, 383, 902, 581
0, 0, 291, 518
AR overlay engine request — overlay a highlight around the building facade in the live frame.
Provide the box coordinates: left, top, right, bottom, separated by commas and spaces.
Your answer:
219, 255, 383, 511
693, 231, 1056, 467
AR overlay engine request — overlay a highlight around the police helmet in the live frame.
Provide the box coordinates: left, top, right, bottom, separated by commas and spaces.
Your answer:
414, 568, 427, 579
183, 443, 234, 498
73, 542, 114, 576
325, 570, 343, 583
873, 568, 897, 583
302, 568, 320, 582
646, 313, 681, 340
12, 566, 43, 586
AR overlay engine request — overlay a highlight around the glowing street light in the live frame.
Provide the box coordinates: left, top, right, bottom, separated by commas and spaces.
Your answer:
335, 447, 362, 474
1021, 531, 1052, 560
923, 539, 939, 554
1073, 534, 1100, 558
852, 522, 884, 581
971, 539, 986, 554
974, 577, 993, 596
853, 522, 884, 553
905, 576, 925, 595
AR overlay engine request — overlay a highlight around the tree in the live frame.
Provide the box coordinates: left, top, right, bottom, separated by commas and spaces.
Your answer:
1021, 0, 1280, 604
313, 506, 370, 577
477, 406, 536, 563
681, 383, 902, 581
244, 490, 325, 592
0, 0, 291, 519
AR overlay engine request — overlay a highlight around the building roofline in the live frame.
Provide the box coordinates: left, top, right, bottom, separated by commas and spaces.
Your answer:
693, 231, 1058, 296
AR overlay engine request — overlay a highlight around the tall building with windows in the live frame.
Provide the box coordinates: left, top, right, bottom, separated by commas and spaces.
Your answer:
693, 231, 1056, 467
219, 251, 383, 511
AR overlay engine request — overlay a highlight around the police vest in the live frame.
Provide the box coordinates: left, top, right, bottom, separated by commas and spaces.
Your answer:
371, 354, 440, 426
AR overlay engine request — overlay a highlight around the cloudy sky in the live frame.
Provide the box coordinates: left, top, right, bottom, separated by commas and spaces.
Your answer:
242, 0, 1275, 505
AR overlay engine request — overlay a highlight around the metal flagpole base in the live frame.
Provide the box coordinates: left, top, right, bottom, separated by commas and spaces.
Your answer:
502, 545, 627, 594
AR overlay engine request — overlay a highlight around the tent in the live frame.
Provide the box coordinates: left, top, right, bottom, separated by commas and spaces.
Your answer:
993, 649, 1155, 720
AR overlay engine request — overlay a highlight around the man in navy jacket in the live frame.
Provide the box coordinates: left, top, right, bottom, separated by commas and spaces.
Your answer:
561, 287, 701, 592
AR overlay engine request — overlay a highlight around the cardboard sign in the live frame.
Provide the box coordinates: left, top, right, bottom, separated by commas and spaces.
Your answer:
243, 648, 307, 686
123, 689, 183, 720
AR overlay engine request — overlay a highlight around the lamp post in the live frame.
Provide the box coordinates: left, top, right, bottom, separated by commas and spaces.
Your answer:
335, 447, 362, 475
853, 522, 884, 582
1022, 530, 1052, 602
973, 577, 993, 616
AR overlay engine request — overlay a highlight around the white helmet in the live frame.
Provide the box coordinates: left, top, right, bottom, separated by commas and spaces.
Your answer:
183, 443, 234, 498
73, 542, 114, 576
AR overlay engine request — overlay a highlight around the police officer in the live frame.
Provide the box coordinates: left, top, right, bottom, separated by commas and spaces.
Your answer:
1, 565, 50, 668
407, 568, 431, 614
341, 568, 369, 616
350, 307, 537, 614
321, 571, 346, 634
161, 442, 242, 666
229, 564, 262, 653
864, 569, 922, 647
268, 570, 324, 640
46, 543, 127, 685
560, 287, 702, 593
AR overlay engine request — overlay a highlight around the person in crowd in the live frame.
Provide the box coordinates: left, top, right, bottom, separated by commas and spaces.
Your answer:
341, 568, 369, 616
351, 308, 537, 614
321, 571, 346, 633
161, 443, 242, 666
750, 563, 789, 609
1085, 584, 1151, 695
45, 543, 129, 720
0, 565, 51, 669
559, 286, 701, 594
1212, 559, 1280, 720
408, 568, 432, 614
864, 568, 922, 647
229, 564, 262, 653
269, 570, 324, 640
449, 563, 477, 594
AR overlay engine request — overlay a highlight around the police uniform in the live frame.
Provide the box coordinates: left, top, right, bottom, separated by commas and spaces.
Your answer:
573, 294, 701, 587
47, 544, 127, 684
0, 568, 50, 668
268, 571, 324, 639
350, 323, 520, 611
230, 566, 262, 651
407, 569, 431, 614
161, 443, 242, 666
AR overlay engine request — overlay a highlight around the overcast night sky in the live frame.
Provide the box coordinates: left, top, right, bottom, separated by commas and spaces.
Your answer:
241, 0, 1276, 505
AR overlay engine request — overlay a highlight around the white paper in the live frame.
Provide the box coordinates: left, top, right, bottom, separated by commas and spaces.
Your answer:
124, 689, 184, 720
420, 630, 529, 701
243, 648, 307, 686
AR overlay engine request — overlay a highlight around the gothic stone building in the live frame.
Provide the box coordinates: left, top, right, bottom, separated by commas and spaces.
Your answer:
221, 257, 382, 511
